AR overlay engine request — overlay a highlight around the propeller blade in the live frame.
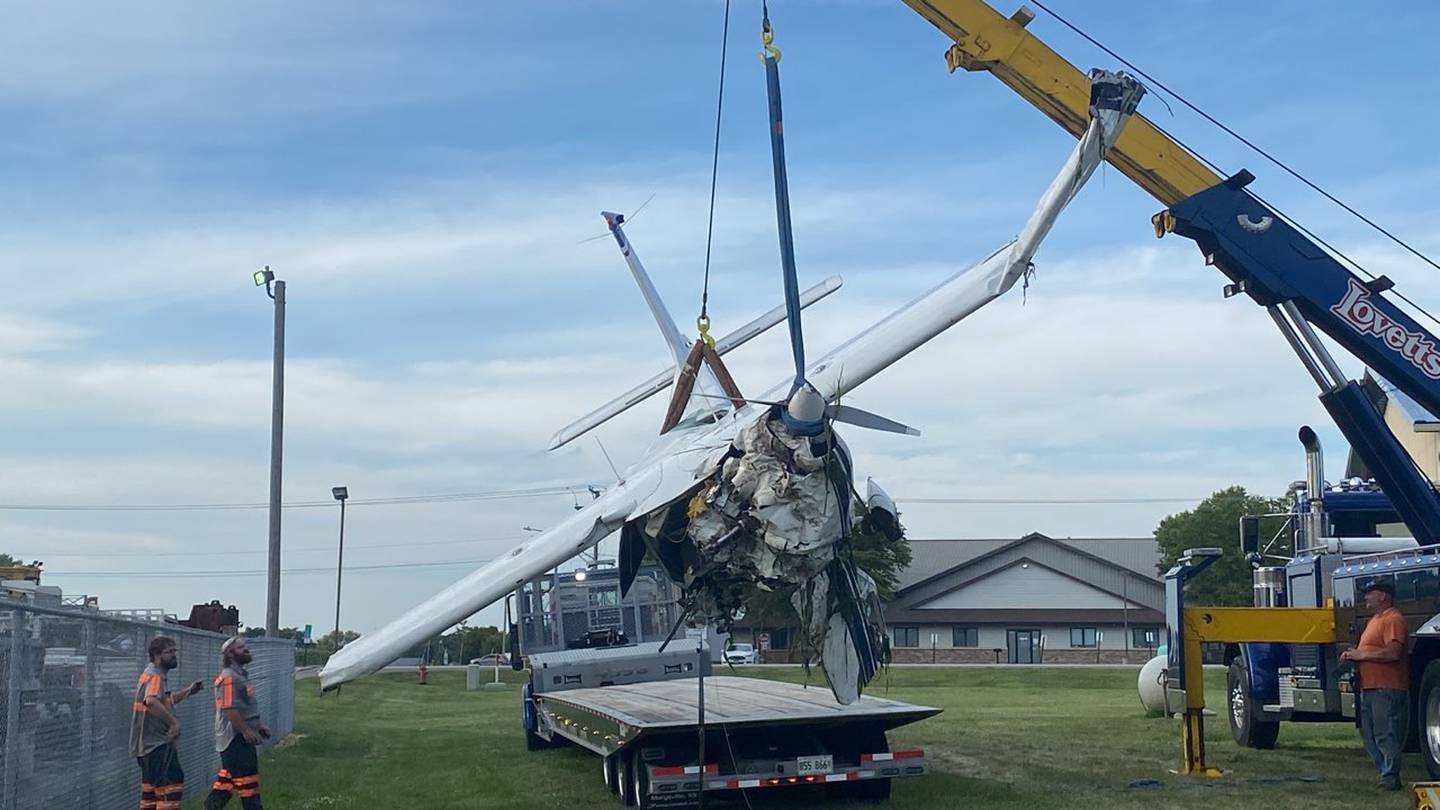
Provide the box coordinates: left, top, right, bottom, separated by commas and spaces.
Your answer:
763, 33, 806, 394
827, 404, 921, 437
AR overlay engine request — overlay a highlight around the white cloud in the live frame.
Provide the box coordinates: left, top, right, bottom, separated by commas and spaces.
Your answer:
0, 313, 88, 354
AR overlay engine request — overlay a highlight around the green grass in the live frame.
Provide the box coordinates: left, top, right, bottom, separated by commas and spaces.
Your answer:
254, 667, 1420, 809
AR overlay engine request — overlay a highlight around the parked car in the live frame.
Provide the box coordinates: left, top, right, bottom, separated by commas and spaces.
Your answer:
724, 643, 759, 665
470, 653, 510, 667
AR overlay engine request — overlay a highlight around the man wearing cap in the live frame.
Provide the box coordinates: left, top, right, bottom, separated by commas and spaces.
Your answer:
129, 636, 205, 810
1340, 579, 1409, 791
205, 636, 270, 809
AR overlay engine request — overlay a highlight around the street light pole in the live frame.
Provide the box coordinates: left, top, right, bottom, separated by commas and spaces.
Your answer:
254, 267, 285, 637
332, 486, 349, 647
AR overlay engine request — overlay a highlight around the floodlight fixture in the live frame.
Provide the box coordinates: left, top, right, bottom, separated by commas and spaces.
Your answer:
254, 266, 276, 298
332, 486, 349, 502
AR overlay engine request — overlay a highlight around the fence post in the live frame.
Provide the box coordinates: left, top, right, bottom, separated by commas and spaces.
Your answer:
3, 606, 27, 810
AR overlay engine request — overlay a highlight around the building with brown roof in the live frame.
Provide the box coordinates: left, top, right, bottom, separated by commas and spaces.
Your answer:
884, 533, 1163, 664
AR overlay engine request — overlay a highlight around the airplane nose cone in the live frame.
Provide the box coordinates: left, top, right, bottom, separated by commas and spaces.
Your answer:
786, 384, 825, 424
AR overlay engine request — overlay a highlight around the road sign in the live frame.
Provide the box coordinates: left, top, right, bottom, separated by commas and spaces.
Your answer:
304, 624, 313, 643
758, 632, 771, 650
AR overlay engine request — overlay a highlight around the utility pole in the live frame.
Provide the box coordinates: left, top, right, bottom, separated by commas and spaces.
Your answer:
255, 267, 285, 637
332, 486, 349, 646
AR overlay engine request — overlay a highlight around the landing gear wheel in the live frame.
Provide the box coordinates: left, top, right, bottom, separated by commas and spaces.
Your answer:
603, 754, 620, 795
1227, 659, 1279, 749
1419, 661, 1440, 779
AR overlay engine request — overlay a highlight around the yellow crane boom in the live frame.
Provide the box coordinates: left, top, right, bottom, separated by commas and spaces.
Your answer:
902, 0, 1220, 206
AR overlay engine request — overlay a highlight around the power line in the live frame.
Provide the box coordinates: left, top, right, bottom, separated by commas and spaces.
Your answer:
0, 484, 598, 513
43, 557, 495, 579
1033, 5, 1440, 335
24, 535, 529, 558
1030, 0, 1440, 276
896, 497, 1201, 505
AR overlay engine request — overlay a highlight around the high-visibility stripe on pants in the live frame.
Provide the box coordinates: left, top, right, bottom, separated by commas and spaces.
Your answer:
236, 773, 261, 798
155, 783, 183, 810
213, 767, 235, 792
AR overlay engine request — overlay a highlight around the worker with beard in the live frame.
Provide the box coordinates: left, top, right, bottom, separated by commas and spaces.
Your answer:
205, 636, 271, 809
129, 636, 205, 810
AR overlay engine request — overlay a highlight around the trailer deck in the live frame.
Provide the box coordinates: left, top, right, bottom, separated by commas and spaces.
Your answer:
538, 675, 937, 748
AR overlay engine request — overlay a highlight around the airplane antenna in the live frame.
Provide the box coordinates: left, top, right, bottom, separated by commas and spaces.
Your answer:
594, 436, 621, 482
576, 193, 656, 245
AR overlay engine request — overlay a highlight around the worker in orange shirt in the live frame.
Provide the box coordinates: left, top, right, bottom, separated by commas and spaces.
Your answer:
1340, 579, 1409, 791
129, 636, 204, 810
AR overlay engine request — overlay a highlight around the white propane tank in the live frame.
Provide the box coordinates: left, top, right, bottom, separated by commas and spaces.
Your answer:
1138, 654, 1168, 716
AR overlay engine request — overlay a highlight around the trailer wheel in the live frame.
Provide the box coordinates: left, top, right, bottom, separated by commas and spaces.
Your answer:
620, 751, 638, 807
1227, 659, 1279, 749
1420, 661, 1440, 779
525, 726, 550, 751
603, 754, 620, 795
631, 755, 656, 810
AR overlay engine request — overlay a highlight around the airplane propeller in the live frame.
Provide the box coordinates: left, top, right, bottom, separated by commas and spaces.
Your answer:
761, 24, 915, 440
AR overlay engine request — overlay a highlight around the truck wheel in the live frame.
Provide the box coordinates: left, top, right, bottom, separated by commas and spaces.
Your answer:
603, 754, 620, 795
1420, 661, 1440, 779
525, 726, 549, 751
1227, 659, 1279, 749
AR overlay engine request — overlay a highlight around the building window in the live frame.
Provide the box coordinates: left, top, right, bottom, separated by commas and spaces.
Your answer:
893, 627, 920, 648
1070, 627, 1098, 648
588, 588, 620, 608
769, 628, 789, 650
1132, 626, 1159, 649
952, 627, 978, 648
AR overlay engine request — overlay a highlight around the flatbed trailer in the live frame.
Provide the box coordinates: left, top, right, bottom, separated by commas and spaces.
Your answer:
523, 647, 940, 808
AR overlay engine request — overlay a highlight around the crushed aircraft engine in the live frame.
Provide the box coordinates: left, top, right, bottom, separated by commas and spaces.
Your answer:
624, 411, 899, 703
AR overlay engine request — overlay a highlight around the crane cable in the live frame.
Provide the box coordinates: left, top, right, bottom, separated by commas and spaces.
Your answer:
1030, 0, 1440, 278
1028, 1, 1440, 333
696, 0, 731, 350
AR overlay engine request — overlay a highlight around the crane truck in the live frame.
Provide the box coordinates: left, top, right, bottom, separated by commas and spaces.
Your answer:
899, 0, 1440, 778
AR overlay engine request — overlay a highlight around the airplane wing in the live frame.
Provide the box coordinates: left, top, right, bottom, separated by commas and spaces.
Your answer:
318, 420, 740, 690
762, 71, 1143, 406
318, 483, 644, 689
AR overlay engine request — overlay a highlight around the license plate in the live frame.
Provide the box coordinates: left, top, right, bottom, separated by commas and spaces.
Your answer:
796, 755, 833, 775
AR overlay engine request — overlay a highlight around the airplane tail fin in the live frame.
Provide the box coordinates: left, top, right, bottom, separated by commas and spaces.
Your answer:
603, 211, 691, 369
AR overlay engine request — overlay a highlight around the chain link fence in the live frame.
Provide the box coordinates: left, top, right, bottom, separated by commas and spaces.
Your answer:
0, 598, 295, 810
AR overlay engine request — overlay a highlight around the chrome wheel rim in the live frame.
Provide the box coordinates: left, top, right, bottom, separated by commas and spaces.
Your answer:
1230, 675, 1246, 731
1426, 686, 1440, 764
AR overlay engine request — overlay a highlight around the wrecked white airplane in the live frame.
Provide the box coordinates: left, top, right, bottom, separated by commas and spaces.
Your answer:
319, 69, 1144, 703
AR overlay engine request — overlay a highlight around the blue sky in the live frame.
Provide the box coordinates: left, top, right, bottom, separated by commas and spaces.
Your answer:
4, 1, 1440, 634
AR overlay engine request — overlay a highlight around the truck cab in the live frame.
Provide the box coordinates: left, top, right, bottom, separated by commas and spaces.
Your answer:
1227, 433, 1440, 776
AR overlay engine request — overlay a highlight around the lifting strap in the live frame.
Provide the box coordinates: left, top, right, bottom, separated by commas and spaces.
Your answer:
659, 340, 746, 434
